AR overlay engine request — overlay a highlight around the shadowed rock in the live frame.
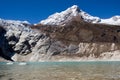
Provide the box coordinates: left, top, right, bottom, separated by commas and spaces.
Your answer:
0, 26, 14, 61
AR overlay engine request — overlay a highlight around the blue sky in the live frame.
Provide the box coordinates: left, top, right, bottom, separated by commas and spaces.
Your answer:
0, 0, 120, 23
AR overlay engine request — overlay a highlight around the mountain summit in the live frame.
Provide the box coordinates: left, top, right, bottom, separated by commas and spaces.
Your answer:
40, 5, 120, 26
40, 5, 100, 25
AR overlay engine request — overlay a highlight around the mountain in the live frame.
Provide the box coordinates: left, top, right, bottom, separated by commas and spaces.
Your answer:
1, 5, 120, 62
40, 5, 120, 26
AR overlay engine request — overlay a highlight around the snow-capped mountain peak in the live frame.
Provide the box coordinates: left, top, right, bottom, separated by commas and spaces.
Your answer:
40, 5, 81, 25
40, 5, 100, 25
66, 5, 80, 16
40, 5, 120, 26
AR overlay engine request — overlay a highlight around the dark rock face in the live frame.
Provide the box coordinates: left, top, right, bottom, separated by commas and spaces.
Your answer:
0, 26, 14, 61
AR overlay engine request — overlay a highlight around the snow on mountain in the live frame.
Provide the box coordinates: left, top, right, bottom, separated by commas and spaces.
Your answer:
0, 18, 30, 27
0, 18, 31, 32
40, 5, 100, 25
0, 5, 120, 26
100, 16, 120, 25
40, 5, 81, 25
80, 10, 101, 23
40, 5, 120, 26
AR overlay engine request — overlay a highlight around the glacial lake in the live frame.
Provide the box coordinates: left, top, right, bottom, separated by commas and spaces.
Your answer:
0, 61, 120, 80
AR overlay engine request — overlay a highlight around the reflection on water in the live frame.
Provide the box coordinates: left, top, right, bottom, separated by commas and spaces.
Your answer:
0, 61, 120, 80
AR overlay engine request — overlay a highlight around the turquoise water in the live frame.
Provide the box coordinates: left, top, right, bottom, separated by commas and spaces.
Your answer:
0, 61, 120, 80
